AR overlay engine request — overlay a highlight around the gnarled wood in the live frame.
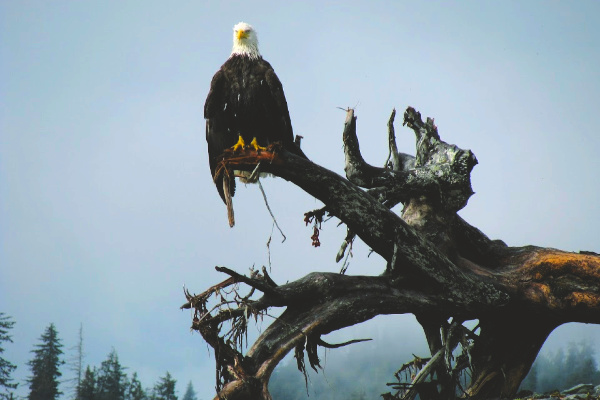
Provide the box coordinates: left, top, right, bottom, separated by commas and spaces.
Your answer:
187, 107, 600, 400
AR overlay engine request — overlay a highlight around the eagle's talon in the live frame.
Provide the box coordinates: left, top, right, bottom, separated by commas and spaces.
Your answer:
232, 135, 245, 152
250, 137, 268, 152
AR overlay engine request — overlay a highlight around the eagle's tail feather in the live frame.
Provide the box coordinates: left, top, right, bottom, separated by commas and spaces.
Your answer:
223, 173, 235, 227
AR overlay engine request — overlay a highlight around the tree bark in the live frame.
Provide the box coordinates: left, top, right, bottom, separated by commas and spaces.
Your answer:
185, 107, 600, 400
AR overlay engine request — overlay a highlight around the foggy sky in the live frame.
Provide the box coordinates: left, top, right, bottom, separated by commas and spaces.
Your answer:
1, 2, 599, 399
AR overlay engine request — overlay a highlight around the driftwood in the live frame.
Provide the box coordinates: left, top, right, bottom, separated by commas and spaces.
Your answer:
183, 107, 600, 400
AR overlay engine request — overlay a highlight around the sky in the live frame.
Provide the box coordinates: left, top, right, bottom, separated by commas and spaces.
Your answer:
1, 1, 599, 399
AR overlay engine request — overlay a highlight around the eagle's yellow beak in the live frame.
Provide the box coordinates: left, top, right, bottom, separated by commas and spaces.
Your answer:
236, 30, 248, 40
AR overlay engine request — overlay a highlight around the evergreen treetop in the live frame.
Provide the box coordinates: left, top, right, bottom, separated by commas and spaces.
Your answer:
0, 313, 17, 400
152, 372, 177, 400
27, 323, 64, 400
181, 381, 197, 400
96, 349, 128, 400
128, 372, 147, 400
78, 366, 96, 400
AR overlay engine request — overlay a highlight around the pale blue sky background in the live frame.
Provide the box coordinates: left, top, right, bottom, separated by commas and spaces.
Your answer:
1, 1, 599, 399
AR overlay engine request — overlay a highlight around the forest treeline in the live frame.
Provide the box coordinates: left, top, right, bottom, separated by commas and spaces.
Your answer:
521, 339, 600, 393
0, 313, 199, 400
3, 311, 600, 400
269, 329, 600, 399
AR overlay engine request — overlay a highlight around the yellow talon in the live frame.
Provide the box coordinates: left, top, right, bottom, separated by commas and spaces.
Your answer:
232, 135, 245, 152
250, 137, 267, 151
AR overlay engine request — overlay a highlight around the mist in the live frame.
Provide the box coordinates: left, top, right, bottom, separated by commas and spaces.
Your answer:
2, 2, 599, 399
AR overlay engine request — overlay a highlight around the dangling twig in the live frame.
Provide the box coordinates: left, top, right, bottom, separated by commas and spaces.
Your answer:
257, 179, 286, 242
266, 225, 273, 271
336, 228, 356, 263
340, 244, 353, 274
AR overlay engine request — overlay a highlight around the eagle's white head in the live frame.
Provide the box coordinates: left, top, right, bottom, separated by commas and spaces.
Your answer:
231, 22, 261, 60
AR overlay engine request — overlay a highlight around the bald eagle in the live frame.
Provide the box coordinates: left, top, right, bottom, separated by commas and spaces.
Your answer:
204, 22, 307, 210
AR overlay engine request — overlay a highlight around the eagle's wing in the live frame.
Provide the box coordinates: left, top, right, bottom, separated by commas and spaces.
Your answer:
264, 68, 308, 159
205, 69, 235, 202
264, 69, 294, 144
204, 68, 225, 119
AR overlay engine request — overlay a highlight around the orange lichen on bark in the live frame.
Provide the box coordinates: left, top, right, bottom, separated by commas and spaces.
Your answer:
567, 291, 600, 308
523, 282, 553, 305
519, 250, 600, 279
506, 249, 600, 314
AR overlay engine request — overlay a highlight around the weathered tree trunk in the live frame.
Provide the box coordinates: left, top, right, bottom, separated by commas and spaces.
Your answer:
183, 107, 600, 400
467, 314, 555, 399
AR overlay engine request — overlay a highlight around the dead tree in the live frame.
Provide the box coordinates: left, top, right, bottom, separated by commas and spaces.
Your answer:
182, 107, 600, 400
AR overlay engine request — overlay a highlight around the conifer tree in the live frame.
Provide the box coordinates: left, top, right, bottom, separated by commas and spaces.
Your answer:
0, 313, 17, 400
27, 323, 64, 400
564, 340, 600, 388
79, 366, 97, 400
127, 372, 147, 400
152, 372, 177, 400
181, 381, 197, 400
520, 359, 538, 391
96, 349, 128, 400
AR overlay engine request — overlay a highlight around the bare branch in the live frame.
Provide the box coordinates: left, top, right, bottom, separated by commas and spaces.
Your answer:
316, 337, 372, 348
215, 266, 282, 299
